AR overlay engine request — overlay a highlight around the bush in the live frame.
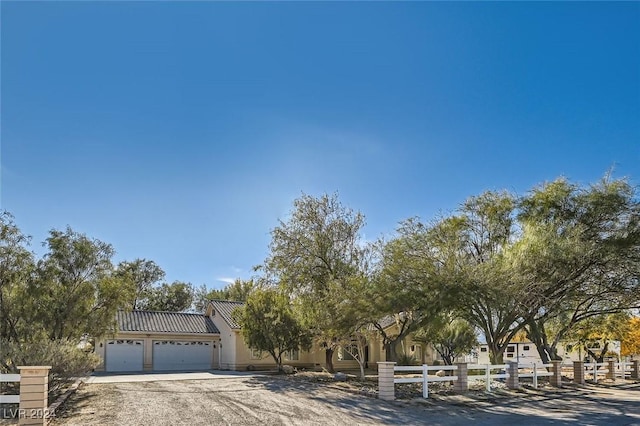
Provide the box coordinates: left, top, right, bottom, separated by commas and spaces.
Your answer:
397, 353, 418, 366
0, 339, 100, 396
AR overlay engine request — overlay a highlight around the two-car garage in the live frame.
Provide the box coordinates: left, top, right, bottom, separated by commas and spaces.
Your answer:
101, 311, 220, 373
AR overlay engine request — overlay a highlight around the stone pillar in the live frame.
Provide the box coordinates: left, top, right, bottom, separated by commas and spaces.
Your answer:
550, 360, 562, 387
18, 366, 51, 426
454, 363, 468, 393
606, 359, 616, 380
377, 362, 396, 401
573, 361, 585, 385
506, 361, 519, 389
631, 360, 639, 380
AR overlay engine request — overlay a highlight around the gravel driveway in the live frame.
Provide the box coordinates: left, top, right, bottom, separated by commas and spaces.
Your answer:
52, 375, 640, 425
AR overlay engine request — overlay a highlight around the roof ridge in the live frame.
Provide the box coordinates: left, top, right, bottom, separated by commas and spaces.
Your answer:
120, 309, 206, 316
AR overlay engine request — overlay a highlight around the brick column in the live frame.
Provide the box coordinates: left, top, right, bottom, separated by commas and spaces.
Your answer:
506, 361, 519, 389
550, 360, 562, 387
631, 360, 639, 379
377, 362, 396, 401
573, 361, 585, 385
454, 363, 468, 393
606, 359, 616, 380
18, 366, 51, 426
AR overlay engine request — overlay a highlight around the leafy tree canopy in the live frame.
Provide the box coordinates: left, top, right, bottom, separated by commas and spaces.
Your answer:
232, 288, 311, 371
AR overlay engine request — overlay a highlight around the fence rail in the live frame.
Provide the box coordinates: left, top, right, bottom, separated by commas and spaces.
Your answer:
0, 373, 21, 404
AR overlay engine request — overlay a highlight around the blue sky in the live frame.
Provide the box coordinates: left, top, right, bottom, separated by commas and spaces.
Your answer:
2, 2, 638, 289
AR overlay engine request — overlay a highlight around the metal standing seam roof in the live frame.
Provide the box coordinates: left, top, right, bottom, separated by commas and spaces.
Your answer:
116, 310, 220, 334
208, 300, 244, 329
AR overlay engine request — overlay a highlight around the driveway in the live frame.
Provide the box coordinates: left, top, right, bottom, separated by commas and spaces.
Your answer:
53, 375, 640, 425
84, 370, 258, 384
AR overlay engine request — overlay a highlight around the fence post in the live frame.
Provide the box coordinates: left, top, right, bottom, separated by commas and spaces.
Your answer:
594, 363, 598, 383
17, 366, 51, 426
377, 362, 396, 401
506, 361, 519, 389
573, 361, 585, 385
422, 364, 428, 398
550, 360, 562, 387
533, 363, 538, 389
454, 363, 468, 393
485, 364, 491, 392
606, 359, 616, 380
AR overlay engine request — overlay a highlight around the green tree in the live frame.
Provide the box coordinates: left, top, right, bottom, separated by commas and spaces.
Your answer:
232, 288, 311, 372
328, 274, 376, 379
371, 218, 458, 362
421, 192, 526, 364
264, 193, 366, 372
142, 281, 194, 311
516, 176, 640, 363
414, 316, 478, 365
193, 279, 256, 311
33, 227, 135, 340
115, 259, 165, 310
0, 212, 36, 342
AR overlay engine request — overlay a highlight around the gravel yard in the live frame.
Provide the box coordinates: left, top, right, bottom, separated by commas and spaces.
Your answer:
50, 374, 640, 425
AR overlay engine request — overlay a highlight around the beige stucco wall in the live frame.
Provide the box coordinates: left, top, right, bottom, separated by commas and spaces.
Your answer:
96, 332, 219, 372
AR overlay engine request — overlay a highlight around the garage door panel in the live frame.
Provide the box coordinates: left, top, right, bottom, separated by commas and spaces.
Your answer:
153, 340, 213, 371
106, 340, 144, 372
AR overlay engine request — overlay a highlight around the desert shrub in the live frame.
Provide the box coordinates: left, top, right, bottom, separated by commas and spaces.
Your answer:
0, 339, 100, 396
397, 353, 418, 366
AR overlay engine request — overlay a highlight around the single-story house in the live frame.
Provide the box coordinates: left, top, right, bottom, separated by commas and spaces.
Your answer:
96, 300, 450, 373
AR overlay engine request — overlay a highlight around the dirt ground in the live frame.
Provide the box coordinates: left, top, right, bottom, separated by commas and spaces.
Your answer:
49, 374, 640, 425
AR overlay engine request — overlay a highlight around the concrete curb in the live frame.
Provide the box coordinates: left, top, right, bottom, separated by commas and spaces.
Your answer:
47, 378, 84, 423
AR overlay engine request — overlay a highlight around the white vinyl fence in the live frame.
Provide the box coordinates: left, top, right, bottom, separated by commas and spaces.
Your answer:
379, 359, 640, 401
516, 363, 554, 389
393, 365, 459, 398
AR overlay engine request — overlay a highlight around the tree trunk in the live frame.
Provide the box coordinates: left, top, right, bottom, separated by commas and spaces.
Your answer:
358, 360, 365, 380
384, 339, 401, 362
526, 319, 565, 364
487, 342, 505, 364
325, 348, 334, 373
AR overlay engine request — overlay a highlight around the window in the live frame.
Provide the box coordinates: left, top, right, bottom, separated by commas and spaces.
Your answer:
480, 347, 487, 352
523, 345, 530, 351
506, 354, 514, 358
507, 346, 515, 353
284, 349, 299, 361
338, 346, 356, 361
251, 348, 263, 359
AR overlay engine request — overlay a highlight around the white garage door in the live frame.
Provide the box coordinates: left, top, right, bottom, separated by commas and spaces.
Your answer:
153, 340, 213, 371
105, 340, 144, 372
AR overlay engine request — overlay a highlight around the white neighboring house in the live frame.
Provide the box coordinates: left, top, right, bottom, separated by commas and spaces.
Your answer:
476, 340, 622, 365
556, 340, 622, 363
477, 342, 543, 365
